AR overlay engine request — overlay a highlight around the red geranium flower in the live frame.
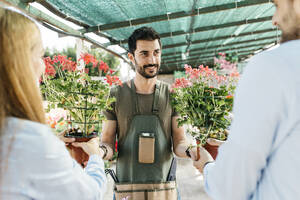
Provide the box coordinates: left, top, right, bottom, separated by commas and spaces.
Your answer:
79, 53, 98, 67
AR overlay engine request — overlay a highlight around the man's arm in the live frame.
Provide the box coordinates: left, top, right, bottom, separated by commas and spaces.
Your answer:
172, 116, 192, 158
100, 120, 117, 160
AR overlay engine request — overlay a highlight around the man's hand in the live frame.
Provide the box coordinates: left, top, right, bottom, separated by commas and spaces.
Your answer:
188, 138, 225, 161
58, 131, 75, 145
188, 146, 198, 161
206, 138, 226, 146
191, 146, 214, 173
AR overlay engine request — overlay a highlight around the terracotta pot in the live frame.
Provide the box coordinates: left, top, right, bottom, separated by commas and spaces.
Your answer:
66, 135, 97, 167
204, 143, 219, 159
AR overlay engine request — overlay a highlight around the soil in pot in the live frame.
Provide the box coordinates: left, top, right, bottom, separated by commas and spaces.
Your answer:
65, 129, 98, 168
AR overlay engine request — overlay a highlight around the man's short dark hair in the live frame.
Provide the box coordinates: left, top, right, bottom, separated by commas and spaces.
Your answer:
128, 26, 161, 54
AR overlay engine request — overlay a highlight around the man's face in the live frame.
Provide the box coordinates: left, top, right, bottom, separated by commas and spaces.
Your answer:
272, 0, 300, 43
129, 39, 161, 79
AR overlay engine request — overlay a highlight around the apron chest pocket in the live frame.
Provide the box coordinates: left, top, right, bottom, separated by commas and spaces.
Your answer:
138, 133, 155, 163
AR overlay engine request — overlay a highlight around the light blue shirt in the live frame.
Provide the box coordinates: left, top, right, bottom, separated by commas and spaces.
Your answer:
0, 117, 106, 200
204, 40, 300, 200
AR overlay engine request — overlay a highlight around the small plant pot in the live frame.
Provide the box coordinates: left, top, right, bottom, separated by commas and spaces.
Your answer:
65, 132, 98, 168
203, 143, 219, 160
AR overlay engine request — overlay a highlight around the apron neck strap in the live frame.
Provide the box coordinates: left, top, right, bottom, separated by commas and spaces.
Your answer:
130, 79, 160, 114
130, 79, 139, 114
152, 81, 160, 113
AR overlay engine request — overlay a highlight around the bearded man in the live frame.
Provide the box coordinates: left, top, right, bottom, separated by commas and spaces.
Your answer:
100, 27, 198, 200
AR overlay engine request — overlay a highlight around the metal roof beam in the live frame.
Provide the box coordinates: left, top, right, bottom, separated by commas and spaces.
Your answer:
162, 48, 266, 67
160, 58, 212, 70
4, 0, 82, 35
162, 41, 275, 61
3, 0, 133, 67
164, 55, 218, 65
239, 42, 277, 61
85, 0, 271, 33
191, 42, 277, 67
20, 0, 35, 3
37, 1, 126, 47
108, 15, 273, 45
163, 47, 264, 64
38, 0, 89, 28
162, 36, 277, 57
163, 28, 276, 49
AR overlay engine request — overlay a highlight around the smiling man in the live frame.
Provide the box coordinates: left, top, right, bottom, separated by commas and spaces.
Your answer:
100, 27, 197, 200
192, 0, 300, 199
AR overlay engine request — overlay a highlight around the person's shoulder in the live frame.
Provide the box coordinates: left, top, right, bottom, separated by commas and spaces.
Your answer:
5, 117, 63, 154
273, 39, 300, 54
6, 117, 52, 137
251, 40, 300, 64
110, 80, 128, 94
246, 40, 300, 78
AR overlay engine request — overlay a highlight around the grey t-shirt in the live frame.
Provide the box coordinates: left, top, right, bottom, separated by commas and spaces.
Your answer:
103, 81, 177, 144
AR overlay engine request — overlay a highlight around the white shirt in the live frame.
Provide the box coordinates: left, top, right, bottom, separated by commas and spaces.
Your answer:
204, 39, 300, 200
0, 117, 106, 200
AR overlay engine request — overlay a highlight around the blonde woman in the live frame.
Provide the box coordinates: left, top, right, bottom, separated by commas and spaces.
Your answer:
0, 7, 106, 200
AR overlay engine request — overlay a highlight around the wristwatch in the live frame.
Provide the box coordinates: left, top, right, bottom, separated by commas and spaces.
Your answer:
99, 145, 108, 159
185, 146, 191, 158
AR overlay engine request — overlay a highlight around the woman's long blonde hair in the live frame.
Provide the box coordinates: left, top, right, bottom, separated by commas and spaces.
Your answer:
0, 7, 46, 133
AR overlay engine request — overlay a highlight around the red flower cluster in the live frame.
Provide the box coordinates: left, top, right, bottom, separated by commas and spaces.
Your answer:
44, 57, 56, 77
60, 58, 77, 72
99, 61, 109, 73
173, 63, 240, 90
172, 77, 192, 89
105, 74, 122, 86
79, 53, 98, 68
43, 53, 123, 87
43, 53, 117, 76
184, 64, 201, 79
43, 55, 77, 78
185, 64, 225, 84
79, 53, 111, 74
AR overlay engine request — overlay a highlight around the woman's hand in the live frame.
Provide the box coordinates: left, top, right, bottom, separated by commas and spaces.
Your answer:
72, 137, 104, 157
58, 131, 75, 145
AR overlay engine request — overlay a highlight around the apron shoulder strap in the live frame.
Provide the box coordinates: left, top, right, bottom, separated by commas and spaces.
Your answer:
152, 81, 160, 113
130, 79, 139, 114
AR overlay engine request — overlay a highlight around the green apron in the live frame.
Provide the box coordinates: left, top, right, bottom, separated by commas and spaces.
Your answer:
116, 80, 173, 183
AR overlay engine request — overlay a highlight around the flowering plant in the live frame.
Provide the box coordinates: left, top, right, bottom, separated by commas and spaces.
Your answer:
171, 64, 239, 144
214, 52, 239, 74
45, 107, 68, 132
41, 53, 122, 136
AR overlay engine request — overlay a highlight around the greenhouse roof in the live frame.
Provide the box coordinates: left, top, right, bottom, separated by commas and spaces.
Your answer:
4, 0, 279, 74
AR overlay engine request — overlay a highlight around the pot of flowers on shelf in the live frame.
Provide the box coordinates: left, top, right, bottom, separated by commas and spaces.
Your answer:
41, 53, 122, 167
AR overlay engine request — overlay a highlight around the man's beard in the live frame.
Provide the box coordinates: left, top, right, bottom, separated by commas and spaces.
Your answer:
281, 28, 300, 43
280, 12, 300, 43
135, 62, 160, 79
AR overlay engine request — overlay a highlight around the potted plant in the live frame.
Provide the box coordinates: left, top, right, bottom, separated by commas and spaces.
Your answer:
171, 58, 239, 159
41, 53, 122, 166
